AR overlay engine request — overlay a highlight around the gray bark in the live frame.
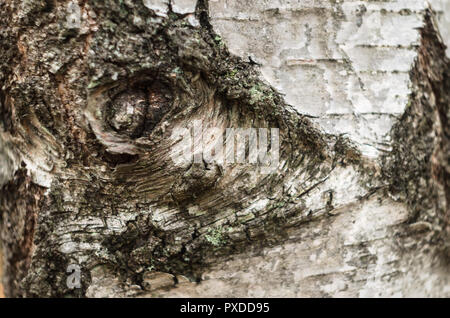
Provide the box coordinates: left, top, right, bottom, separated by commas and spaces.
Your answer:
0, 0, 448, 297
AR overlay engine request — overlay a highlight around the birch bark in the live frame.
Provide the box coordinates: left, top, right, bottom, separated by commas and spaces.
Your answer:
0, 0, 448, 297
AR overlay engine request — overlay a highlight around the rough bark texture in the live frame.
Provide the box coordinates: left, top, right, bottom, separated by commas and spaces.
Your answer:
0, 0, 449, 297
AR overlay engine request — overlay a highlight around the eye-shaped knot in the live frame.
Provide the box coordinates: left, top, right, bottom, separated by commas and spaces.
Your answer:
106, 83, 172, 138
108, 89, 148, 138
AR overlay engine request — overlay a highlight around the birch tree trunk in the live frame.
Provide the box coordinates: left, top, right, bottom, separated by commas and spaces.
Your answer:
0, 0, 449, 297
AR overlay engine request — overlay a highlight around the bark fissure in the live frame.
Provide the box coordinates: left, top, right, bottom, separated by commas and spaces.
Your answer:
382, 12, 450, 255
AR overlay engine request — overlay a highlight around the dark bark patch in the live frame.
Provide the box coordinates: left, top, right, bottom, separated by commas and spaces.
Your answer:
107, 89, 148, 138
144, 82, 173, 134
0, 168, 44, 297
104, 81, 173, 139
382, 11, 450, 256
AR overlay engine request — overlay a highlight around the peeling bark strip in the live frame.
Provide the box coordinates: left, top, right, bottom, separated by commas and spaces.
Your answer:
0, 0, 448, 297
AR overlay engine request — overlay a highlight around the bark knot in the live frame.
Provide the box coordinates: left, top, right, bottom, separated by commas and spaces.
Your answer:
106, 82, 172, 138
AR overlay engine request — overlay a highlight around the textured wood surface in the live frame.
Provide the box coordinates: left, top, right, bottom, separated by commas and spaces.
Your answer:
0, 0, 448, 297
